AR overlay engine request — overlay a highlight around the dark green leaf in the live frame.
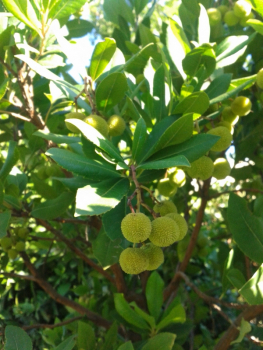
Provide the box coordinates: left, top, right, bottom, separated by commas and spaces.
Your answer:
132, 118, 147, 162
103, 197, 127, 241
146, 272, 164, 321
0, 141, 18, 181
228, 194, 263, 265
103, 0, 134, 25
0, 211, 11, 238
67, 19, 94, 38
205, 74, 232, 100
117, 341, 134, 350
5, 326, 32, 350
34, 130, 80, 144
173, 92, 210, 115
100, 322, 118, 350
54, 335, 76, 350
0, 26, 14, 60
156, 304, 186, 330
153, 65, 166, 121
141, 333, 176, 350
137, 155, 190, 170
227, 269, 246, 290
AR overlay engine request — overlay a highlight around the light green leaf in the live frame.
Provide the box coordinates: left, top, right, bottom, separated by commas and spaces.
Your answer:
227, 75, 256, 92
117, 341, 134, 350
34, 130, 80, 144
0, 26, 14, 60
0, 211, 11, 238
75, 178, 129, 216
182, 46, 216, 79
96, 72, 128, 112
49, 0, 86, 20
4, 326, 32, 350
247, 19, 263, 35
146, 271, 164, 321
114, 293, 149, 330
135, 0, 148, 15
90, 38, 116, 81
141, 333, 176, 350
54, 335, 76, 350
31, 192, 75, 220
228, 194, 263, 265
129, 302, 156, 329
231, 318, 252, 345
132, 118, 147, 162
0, 141, 18, 181
156, 304, 186, 331
246, 0, 263, 17
173, 92, 210, 115
137, 155, 190, 170
239, 266, 263, 305
46, 148, 121, 181
198, 4, 210, 45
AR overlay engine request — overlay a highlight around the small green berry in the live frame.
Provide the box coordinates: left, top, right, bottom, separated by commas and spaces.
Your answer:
119, 248, 149, 274
121, 213, 152, 243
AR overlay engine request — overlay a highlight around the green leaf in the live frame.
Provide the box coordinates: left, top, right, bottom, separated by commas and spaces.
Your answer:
247, 0, 263, 17
93, 229, 123, 268
103, 197, 127, 241
129, 302, 155, 329
0, 211, 11, 238
238, 266, 263, 305
137, 155, 190, 170
67, 19, 94, 38
156, 304, 186, 331
103, 0, 134, 26
139, 23, 157, 46
153, 65, 166, 121
117, 341, 134, 350
54, 335, 76, 350
148, 134, 220, 163
89, 38, 116, 81
228, 194, 263, 265
227, 268, 246, 290
46, 148, 121, 181
114, 293, 149, 330
173, 92, 210, 115
135, 0, 148, 15
96, 72, 128, 112
3, 194, 21, 210
49, 0, 86, 20
31, 192, 75, 220
231, 318, 252, 345
53, 176, 93, 191
227, 75, 256, 92
100, 322, 118, 350
75, 178, 130, 216
146, 271, 164, 321
247, 19, 263, 35
66, 119, 126, 166
132, 118, 147, 162
4, 325, 32, 350
0, 141, 18, 181
198, 4, 210, 45
0, 26, 14, 60
205, 74, 232, 100
34, 130, 80, 144
182, 46, 216, 79
222, 249, 235, 294
182, 0, 200, 17
141, 333, 176, 350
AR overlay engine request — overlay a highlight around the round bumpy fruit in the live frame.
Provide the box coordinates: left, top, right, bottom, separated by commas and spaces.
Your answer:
207, 126, 232, 152
224, 10, 239, 26
149, 217, 180, 247
217, 121, 232, 133
8, 249, 18, 260
17, 228, 29, 239
119, 248, 149, 274
168, 168, 186, 187
153, 200, 177, 216
256, 69, 263, 89
231, 96, 252, 116
0, 237, 12, 251
15, 241, 25, 252
140, 243, 164, 270
165, 213, 188, 240
207, 8, 222, 26
186, 156, 214, 180
107, 115, 126, 137
121, 213, 152, 243
218, 5, 229, 16
84, 115, 109, 138
234, 0, 251, 18
157, 178, 178, 197
65, 112, 86, 133
212, 158, 231, 180
222, 107, 239, 124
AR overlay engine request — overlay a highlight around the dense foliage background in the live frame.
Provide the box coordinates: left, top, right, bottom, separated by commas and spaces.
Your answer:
0, 0, 263, 349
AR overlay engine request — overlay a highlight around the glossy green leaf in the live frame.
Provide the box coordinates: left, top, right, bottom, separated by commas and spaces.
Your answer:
66, 19, 94, 38
156, 304, 186, 331
100, 322, 118, 350
247, 19, 263, 35
54, 335, 76, 350
132, 118, 147, 162
0, 211, 11, 238
228, 194, 263, 265
93, 230, 123, 268
227, 75, 256, 92
153, 65, 166, 121
0, 141, 18, 181
0, 26, 14, 60
77, 321, 95, 350
146, 271, 164, 321
89, 38, 116, 81
117, 342, 134, 350
46, 148, 121, 181
31, 192, 75, 220
231, 318, 252, 345
129, 302, 155, 329
173, 92, 210, 115
198, 4, 210, 45
5, 326, 32, 350
137, 155, 190, 170
205, 74, 232, 100
247, 0, 263, 17
238, 266, 263, 305
183, 46, 216, 78
149, 134, 220, 163
96, 72, 128, 112
227, 268, 246, 290
3, 195, 21, 210
34, 130, 80, 144
114, 293, 149, 330
75, 178, 129, 216
49, 0, 86, 20
103, 197, 127, 241
141, 333, 176, 350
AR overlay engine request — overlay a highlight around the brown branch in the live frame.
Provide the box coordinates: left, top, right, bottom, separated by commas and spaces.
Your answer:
0, 56, 17, 76
164, 179, 211, 301
0, 272, 37, 282
23, 316, 83, 331
0, 110, 31, 122
110, 264, 127, 294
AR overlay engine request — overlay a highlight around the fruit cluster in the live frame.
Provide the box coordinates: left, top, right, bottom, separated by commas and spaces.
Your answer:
65, 112, 126, 138
0, 227, 29, 260
119, 200, 188, 274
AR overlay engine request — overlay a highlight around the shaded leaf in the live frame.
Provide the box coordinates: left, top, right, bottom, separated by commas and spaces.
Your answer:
141, 333, 176, 350
156, 304, 186, 331
0, 211, 11, 238
103, 197, 127, 241
34, 130, 80, 144
239, 266, 263, 305
117, 342, 134, 350
132, 118, 147, 162
205, 74, 232, 100
77, 321, 95, 350
174, 92, 210, 115
146, 272, 164, 321
5, 326, 32, 350
0, 141, 18, 181
227, 268, 246, 290
54, 335, 76, 350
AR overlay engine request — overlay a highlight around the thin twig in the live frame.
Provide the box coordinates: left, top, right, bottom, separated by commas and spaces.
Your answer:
0, 110, 31, 122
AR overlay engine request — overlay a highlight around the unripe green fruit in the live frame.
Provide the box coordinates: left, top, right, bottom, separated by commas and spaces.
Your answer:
119, 247, 149, 274
45, 164, 61, 177
234, 0, 251, 18
17, 228, 29, 239
65, 112, 86, 133
217, 121, 233, 133
207, 8, 222, 26
224, 11, 239, 26
256, 69, 263, 89
8, 249, 18, 260
206, 103, 219, 114
149, 217, 180, 247
186, 156, 214, 180
36, 165, 49, 180
107, 115, 126, 137
15, 241, 25, 252
153, 200, 177, 216
168, 168, 186, 187
222, 107, 239, 124
5, 184, 20, 197
157, 178, 178, 197
197, 232, 209, 248
165, 213, 188, 240
239, 11, 254, 26
84, 115, 109, 138
0, 237, 12, 250
198, 246, 209, 258
231, 96, 252, 116
207, 127, 232, 152
218, 5, 229, 16
212, 158, 231, 180
136, 74, 148, 92
121, 213, 152, 243
140, 243, 164, 270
